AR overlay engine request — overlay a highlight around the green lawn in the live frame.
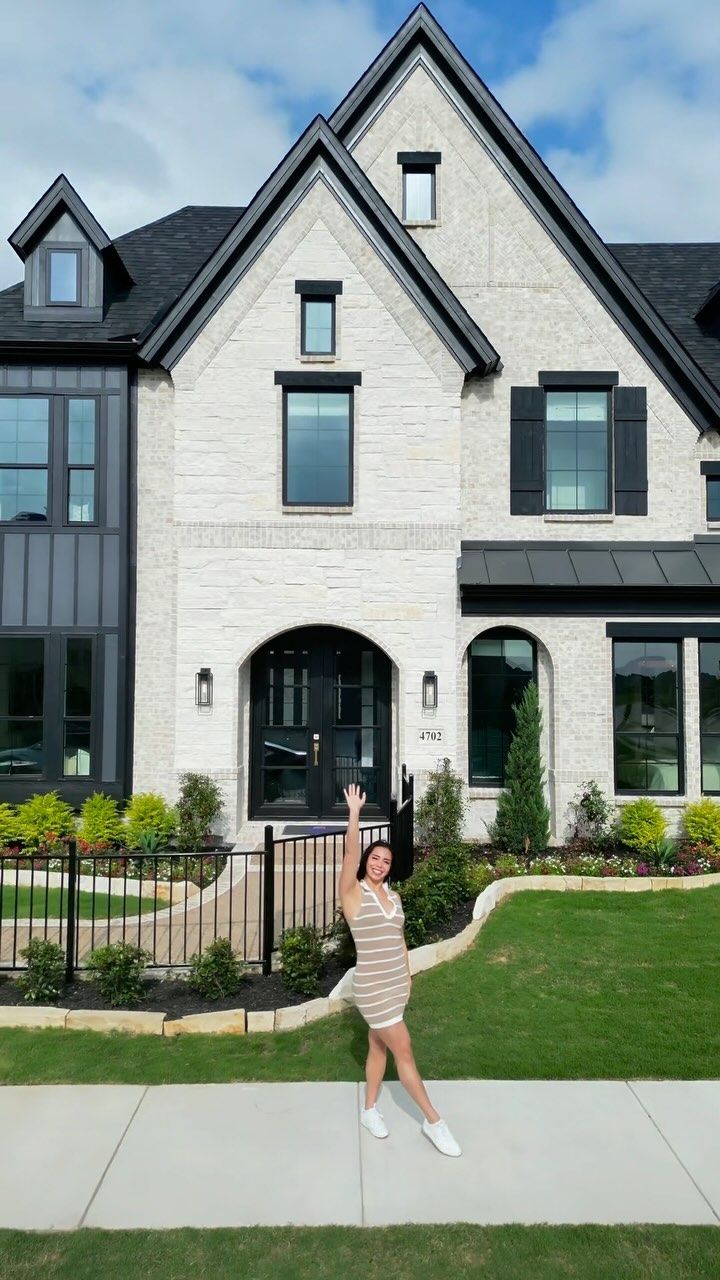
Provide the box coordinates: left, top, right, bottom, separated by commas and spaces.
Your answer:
2, 1226, 720, 1280
1, 885, 158, 920
1, 888, 720, 1086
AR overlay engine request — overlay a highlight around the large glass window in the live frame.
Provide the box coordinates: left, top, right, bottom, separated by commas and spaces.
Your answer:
699, 641, 720, 793
0, 639, 44, 776
48, 249, 80, 304
469, 630, 535, 786
67, 398, 96, 523
546, 390, 609, 512
706, 478, 720, 521
613, 640, 682, 793
301, 297, 335, 355
64, 638, 92, 777
403, 166, 435, 221
0, 397, 50, 523
284, 390, 352, 506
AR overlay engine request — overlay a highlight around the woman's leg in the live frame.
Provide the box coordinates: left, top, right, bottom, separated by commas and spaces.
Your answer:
377, 1022, 440, 1124
364, 1028, 388, 1109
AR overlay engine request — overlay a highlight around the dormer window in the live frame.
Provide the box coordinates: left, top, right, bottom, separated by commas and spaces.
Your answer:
398, 152, 440, 223
47, 249, 81, 305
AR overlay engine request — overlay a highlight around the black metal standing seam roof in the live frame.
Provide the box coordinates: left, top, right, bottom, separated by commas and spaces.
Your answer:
458, 541, 720, 589
609, 243, 720, 395
0, 205, 245, 346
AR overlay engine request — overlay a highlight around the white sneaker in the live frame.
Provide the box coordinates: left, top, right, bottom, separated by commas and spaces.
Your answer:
422, 1117, 462, 1157
361, 1105, 389, 1139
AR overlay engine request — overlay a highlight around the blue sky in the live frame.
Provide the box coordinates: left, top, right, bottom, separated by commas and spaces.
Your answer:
1, 0, 719, 288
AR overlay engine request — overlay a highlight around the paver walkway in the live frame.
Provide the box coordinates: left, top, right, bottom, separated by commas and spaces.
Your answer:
3, 1079, 720, 1230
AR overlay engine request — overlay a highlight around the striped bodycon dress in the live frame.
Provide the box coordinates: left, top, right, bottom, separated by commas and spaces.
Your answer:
348, 880, 410, 1030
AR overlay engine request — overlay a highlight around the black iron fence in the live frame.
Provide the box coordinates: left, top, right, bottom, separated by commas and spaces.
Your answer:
0, 772, 415, 980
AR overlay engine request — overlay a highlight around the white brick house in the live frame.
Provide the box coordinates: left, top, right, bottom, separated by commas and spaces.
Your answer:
3, 7, 720, 844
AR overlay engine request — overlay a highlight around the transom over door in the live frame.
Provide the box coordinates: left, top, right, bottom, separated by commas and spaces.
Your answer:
250, 626, 391, 819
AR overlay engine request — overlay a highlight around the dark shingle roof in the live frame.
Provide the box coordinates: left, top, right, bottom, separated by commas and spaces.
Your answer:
0, 205, 245, 346
609, 243, 720, 393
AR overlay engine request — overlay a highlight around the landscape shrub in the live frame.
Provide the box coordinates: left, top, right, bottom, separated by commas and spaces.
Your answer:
176, 772, 224, 852
327, 909, 356, 966
491, 682, 550, 856
616, 798, 666, 853
123, 793, 176, 850
187, 937, 246, 1001
280, 925, 324, 997
0, 802, 18, 847
77, 792, 123, 846
397, 844, 470, 948
465, 859, 496, 897
18, 939, 65, 1003
415, 758, 466, 851
15, 792, 76, 851
569, 779, 614, 846
493, 852, 527, 877
683, 798, 720, 852
87, 941, 150, 1007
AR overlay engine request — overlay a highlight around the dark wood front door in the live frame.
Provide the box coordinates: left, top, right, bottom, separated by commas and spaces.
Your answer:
250, 627, 390, 819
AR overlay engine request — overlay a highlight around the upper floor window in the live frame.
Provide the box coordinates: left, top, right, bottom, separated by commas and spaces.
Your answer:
545, 390, 610, 513
47, 248, 80, 305
66, 398, 96, 523
0, 397, 50, 523
398, 152, 440, 223
468, 629, 536, 786
283, 388, 353, 506
613, 640, 682, 794
708, 479, 720, 521
301, 297, 335, 355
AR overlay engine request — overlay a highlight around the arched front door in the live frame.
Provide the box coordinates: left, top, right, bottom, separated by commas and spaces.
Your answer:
250, 626, 391, 819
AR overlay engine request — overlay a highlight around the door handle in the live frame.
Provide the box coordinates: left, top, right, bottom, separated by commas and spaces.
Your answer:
313, 734, 320, 766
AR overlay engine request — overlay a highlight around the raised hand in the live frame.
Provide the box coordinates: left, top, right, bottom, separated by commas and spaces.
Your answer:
343, 783, 367, 813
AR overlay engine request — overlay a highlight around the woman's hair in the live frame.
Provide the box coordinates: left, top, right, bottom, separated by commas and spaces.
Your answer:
356, 839, 393, 883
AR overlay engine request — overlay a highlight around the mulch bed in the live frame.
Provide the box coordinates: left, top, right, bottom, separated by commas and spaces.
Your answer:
0, 897, 476, 1019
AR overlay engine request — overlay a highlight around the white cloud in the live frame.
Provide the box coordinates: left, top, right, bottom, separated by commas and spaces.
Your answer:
0, 0, 384, 288
498, 0, 720, 242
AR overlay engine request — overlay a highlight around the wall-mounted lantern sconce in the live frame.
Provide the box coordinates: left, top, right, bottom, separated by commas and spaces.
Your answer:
422, 670, 438, 710
195, 667, 213, 707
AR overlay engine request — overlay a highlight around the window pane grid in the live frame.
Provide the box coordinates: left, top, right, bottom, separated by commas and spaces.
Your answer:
63, 638, 92, 777
613, 641, 681, 793
469, 632, 535, 786
285, 390, 351, 505
66, 399, 96, 523
0, 397, 50, 523
545, 390, 609, 512
0, 638, 44, 776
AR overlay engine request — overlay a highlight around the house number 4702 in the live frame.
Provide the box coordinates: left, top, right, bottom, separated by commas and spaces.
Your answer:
419, 729, 443, 743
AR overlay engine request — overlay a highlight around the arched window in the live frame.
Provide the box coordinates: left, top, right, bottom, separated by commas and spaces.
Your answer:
468, 629, 536, 787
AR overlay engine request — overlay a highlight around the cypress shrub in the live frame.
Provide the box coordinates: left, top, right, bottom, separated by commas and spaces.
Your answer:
491, 681, 550, 856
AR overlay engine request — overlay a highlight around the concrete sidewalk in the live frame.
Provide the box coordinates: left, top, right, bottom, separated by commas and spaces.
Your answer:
2, 1080, 720, 1230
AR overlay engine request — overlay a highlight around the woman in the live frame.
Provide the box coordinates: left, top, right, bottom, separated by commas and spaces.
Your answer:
339, 783, 461, 1157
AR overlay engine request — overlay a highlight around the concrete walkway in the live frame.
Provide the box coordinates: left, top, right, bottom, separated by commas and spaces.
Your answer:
3, 1080, 720, 1230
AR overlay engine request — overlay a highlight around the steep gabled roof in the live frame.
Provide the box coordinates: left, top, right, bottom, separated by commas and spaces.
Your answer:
9, 173, 112, 260
329, 4, 720, 434
138, 115, 500, 376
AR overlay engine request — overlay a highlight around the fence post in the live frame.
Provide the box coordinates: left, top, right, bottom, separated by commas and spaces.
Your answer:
389, 797, 398, 856
262, 825, 275, 976
65, 838, 78, 984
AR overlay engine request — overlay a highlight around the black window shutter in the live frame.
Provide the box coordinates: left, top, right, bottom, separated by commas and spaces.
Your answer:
614, 387, 647, 515
510, 387, 544, 515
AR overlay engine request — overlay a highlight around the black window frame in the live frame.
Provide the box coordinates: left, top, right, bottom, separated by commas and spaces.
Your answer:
64, 395, 99, 527
45, 246, 82, 307
62, 633, 96, 780
300, 295, 336, 356
281, 385, 354, 508
467, 628, 537, 788
543, 385, 613, 515
0, 393, 53, 526
401, 165, 437, 222
698, 639, 720, 795
0, 635, 47, 780
612, 637, 684, 797
706, 477, 720, 522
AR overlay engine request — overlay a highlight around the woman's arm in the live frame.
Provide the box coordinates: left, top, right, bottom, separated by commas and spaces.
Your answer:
339, 784, 365, 908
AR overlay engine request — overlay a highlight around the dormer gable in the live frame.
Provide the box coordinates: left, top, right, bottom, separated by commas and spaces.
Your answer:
8, 174, 130, 322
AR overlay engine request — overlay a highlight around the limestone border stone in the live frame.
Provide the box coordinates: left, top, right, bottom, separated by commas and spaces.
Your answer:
2, 871, 718, 1035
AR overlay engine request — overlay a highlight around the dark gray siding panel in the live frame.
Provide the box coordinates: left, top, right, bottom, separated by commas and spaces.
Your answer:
106, 394, 120, 528
101, 633, 118, 782
77, 535, 100, 626
2, 534, 25, 624
51, 535, 76, 625
26, 535, 51, 624
102, 536, 119, 626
